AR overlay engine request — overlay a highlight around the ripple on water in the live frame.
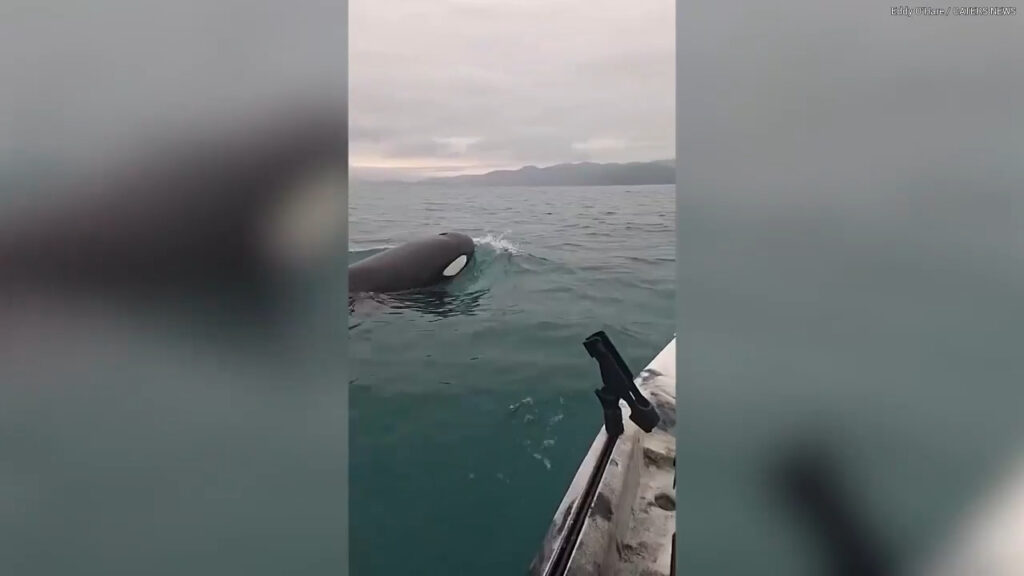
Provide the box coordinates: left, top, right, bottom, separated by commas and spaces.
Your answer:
349, 184, 675, 574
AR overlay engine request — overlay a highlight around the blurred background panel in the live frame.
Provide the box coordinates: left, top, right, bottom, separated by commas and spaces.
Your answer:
677, 2, 1023, 574
0, 2, 348, 575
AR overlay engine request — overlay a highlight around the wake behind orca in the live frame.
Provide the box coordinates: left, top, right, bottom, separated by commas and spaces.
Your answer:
348, 232, 475, 295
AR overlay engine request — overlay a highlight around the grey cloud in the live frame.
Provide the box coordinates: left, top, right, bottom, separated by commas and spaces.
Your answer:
350, 0, 674, 179
379, 136, 483, 160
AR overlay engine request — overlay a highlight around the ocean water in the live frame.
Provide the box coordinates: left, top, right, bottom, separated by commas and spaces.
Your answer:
348, 184, 675, 575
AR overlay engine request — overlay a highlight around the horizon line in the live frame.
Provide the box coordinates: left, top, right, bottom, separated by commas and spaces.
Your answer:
351, 157, 676, 183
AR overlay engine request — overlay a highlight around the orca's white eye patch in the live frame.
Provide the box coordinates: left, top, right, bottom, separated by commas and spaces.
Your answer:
442, 254, 468, 277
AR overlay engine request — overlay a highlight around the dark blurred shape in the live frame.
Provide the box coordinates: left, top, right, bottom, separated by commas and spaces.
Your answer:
774, 442, 895, 576
0, 105, 346, 302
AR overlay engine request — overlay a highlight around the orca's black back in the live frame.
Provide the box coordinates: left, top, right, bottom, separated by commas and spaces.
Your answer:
349, 232, 474, 295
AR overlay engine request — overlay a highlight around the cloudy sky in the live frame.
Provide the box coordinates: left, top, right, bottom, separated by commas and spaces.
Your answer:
350, 0, 674, 181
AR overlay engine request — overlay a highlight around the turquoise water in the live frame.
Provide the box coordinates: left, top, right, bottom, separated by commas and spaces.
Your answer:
348, 184, 675, 575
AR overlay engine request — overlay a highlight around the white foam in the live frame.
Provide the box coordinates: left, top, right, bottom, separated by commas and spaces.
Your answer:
473, 232, 523, 255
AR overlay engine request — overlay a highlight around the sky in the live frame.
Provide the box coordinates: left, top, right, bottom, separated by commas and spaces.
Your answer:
349, 0, 675, 181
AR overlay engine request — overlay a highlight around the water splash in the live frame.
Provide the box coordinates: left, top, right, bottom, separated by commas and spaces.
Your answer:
532, 453, 552, 470
473, 232, 523, 255
509, 396, 534, 412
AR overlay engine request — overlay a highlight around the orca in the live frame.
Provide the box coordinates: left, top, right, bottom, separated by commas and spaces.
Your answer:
0, 106, 346, 296
349, 232, 475, 295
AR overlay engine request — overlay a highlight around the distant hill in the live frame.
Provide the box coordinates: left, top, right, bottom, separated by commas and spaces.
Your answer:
417, 159, 674, 187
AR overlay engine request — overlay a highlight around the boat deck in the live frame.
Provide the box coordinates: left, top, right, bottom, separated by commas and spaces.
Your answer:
531, 338, 677, 576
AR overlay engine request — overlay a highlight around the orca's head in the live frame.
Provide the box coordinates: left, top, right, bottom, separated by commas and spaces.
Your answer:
437, 232, 475, 279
